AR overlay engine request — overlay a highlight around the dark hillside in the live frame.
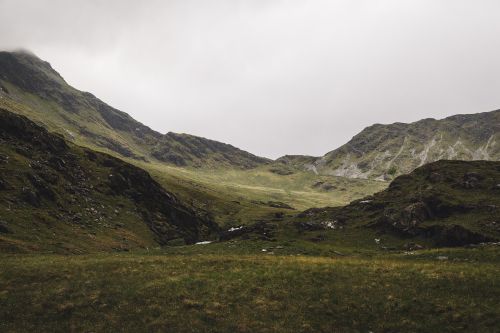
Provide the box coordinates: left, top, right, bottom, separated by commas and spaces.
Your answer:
0, 109, 218, 253
295, 160, 500, 247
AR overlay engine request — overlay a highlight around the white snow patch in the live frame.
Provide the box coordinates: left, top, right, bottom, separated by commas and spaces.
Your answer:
195, 241, 213, 245
64, 129, 76, 140
228, 226, 243, 232
323, 220, 336, 229
321, 220, 343, 230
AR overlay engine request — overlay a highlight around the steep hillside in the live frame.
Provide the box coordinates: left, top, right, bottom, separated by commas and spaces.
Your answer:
281, 111, 499, 180
294, 160, 500, 248
0, 50, 269, 168
0, 108, 218, 253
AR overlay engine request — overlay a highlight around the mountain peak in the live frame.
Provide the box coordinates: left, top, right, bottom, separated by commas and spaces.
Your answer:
0, 50, 67, 95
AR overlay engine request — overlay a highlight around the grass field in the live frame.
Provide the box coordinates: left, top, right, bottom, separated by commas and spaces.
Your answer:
1, 245, 499, 332
137, 161, 386, 227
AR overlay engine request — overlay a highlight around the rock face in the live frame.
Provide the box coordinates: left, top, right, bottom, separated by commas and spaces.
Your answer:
295, 160, 500, 247
278, 111, 500, 180
0, 50, 269, 169
0, 109, 219, 252
382, 202, 431, 233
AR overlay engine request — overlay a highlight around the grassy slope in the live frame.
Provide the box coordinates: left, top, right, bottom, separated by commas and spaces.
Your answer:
0, 247, 499, 332
139, 162, 386, 227
0, 95, 387, 228
0, 83, 157, 161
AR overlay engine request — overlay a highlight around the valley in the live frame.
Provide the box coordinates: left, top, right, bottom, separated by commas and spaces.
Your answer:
0, 50, 499, 332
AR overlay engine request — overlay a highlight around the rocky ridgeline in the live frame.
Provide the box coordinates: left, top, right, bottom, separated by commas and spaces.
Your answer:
276, 110, 499, 180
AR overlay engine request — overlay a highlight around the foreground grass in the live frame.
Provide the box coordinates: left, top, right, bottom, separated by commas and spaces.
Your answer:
1, 250, 499, 332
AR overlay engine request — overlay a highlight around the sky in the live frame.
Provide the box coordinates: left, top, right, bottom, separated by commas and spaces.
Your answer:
1, 0, 500, 159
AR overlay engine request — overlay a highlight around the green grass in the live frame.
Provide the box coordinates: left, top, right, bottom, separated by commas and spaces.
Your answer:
136, 161, 386, 226
1, 247, 499, 332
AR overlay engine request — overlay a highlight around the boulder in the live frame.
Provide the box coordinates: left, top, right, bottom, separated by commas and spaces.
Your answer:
0, 221, 11, 234
382, 202, 431, 232
0, 154, 8, 164
20, 187, 40, 207
27, 174, 56, 201
274, 212, 285, 219
422, 224, 496, 247
401, 202, 430, 227
0, 176, 8, 190
462, 172, 483, 189
427, 172, 442, 183
404, 242, 424, 251
295, 221, 324, 232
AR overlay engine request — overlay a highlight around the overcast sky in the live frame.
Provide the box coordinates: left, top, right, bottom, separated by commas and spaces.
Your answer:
1, 0, 500, 158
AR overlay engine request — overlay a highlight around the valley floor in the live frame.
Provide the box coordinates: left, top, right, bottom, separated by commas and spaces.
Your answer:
1, 246, 499, 333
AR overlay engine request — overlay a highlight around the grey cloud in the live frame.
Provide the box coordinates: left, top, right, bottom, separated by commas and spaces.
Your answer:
1, 0, 499, 158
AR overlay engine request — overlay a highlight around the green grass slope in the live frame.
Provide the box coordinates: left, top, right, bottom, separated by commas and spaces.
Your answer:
137, 161, 386, 227
0, 109, 218, 253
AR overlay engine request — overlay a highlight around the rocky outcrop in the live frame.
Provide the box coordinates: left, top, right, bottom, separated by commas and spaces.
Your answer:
294, 160, 500, 247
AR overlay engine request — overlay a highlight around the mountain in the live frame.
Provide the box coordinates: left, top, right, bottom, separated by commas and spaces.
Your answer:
0, 50, 269, 168
294, 160, 500, 248
0, 50, 387, 230
0, 108, 218, 253
279, 111, 499, 180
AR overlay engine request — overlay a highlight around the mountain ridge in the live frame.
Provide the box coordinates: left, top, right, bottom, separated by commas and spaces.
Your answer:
277, 110, 499, 180
0, 50, 270, 168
